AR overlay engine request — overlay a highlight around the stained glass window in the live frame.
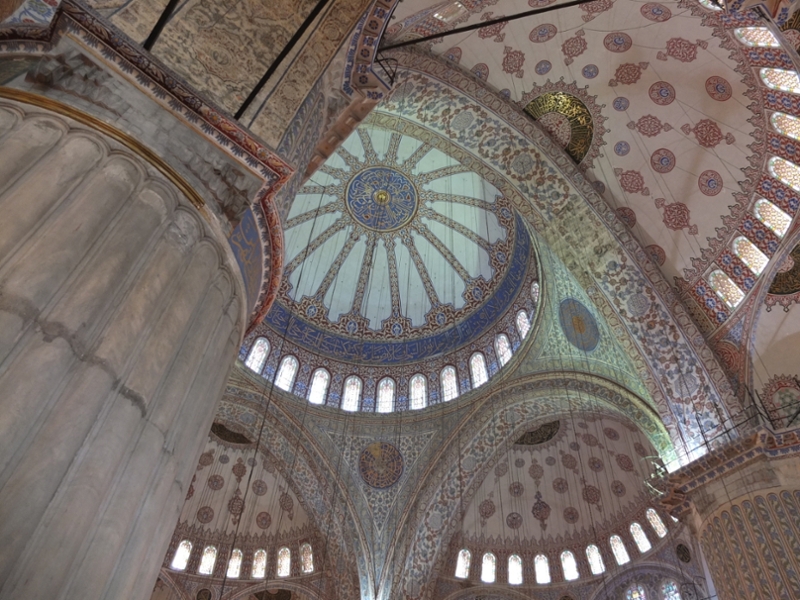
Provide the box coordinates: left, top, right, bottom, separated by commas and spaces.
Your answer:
300, 542, 314, 574
480, 552, 496, 583
495, 333, 512, 366
735, 27, 780, 47
245, 337, 269, 374
626, 583, 647, 600
662, 580, 681, 600
646, 508, 668, 538
516, 310, 531, 338
441, 366, 459, 401
772, 111, 800, 141
534, 554, 550, 584
342, 376, 362, 411
610, 535, 630, 565
277, 547, 291, 577
198, 545, 217, 575
531, 281, 540, 303
561, 550, 579, 581
761, 68, 800, 94
470, 353, 488, 388
733, 236, 769, 275
508, 554, 523, 585
410, 374, 427, 410
376, 377, 395, 413
171, 540, 192, 570
308, 369, 330, 405
755, 198, 791, 237
697, 0, 722, 10
252, 549, 267, 578
770, 156, 800, 192
227, 549, 243, 578
709, 270, 745, 308
630, 522, 652, 553
586, 544, 605, 575
275, 355, 298, 391
455, 548, 471, 579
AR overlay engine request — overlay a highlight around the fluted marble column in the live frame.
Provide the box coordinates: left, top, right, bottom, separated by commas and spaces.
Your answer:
662, 429, 800, 600
0, 99, 245, 600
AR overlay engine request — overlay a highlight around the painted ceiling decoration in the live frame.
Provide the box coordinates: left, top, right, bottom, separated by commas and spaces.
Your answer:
522, 88, 599, 164
515, 420, 561, 445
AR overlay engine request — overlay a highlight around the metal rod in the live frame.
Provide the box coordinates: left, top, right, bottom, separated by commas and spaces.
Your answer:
143, 0, 182, 51
234, 0, 332, 120
380, 0, 599, 51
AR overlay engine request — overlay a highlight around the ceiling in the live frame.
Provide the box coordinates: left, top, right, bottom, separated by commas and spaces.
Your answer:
385, 0, 759, 289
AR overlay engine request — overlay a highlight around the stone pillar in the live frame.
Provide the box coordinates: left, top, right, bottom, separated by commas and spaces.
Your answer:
662, 429, 800, 600
0, 99, 245, 600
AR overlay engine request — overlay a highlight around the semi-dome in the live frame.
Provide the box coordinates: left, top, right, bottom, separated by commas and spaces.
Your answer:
243, 122, 539, 411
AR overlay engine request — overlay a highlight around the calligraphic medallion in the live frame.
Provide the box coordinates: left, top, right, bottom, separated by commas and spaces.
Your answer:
359, 441, 404, 488
346, 167, 418, 232
523, 91, 594, 164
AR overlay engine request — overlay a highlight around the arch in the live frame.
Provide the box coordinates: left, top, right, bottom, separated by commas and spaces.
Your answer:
277, 546, 291, 577
647, 508, 668, 538
708, 270, 745, 308
170, 540, 192, 571
760, 68, 800, 93
469, 353, 488, 388
227, 548, 243, 578
534, 554, 550, 584
626, 583, 647, 600
480, 552, 496, 583
561, 549, 579, 581
732, 236, 768, 275
630, 522, 652, 553
769, 156, 800, 192
661, 580, 681, 599
771, 111, 800, 140
377, 377, 396, 413
516, 310, 530, 338
754, 198, 791, 237
198, 545, 217, 575
245, 337, 269, 374
508, 554, 522, 584
342, 375, 363, 411
455, 548, 471, 579
300, 542, 314, 574
586, 544, 605, 575
610, 535, 630, 565
495, 333, 512, 366
308, 368, 330, 405
410, 374, 428, 410
734, 27, 779, 47
440, 366, 459, 401
275, 355, 299, 391
252, 548, 267, 578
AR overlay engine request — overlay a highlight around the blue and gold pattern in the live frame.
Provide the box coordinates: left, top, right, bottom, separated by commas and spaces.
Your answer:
359, 442, 404, 488
559, 298, 600, 351
346, 167, 418, 231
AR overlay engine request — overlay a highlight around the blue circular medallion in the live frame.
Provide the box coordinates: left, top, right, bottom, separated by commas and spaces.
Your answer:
582, 64, 599, 79
346, 167, 418, 231
613, 97, 629, 111
614, 141, 630, 156
535, 60, 552, 75
559, 298, 600, 351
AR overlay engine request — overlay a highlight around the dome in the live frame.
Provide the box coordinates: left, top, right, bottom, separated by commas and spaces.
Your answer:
245, 123, 539, 411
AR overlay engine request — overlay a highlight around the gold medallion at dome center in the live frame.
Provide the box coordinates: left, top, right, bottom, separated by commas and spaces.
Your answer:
373, 189, 390, 205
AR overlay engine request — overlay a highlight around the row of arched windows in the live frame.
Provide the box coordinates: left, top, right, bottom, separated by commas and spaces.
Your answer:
455, 509, 668, 584
243, 295, 537, 412
705, 29, 798, 310
626, 581, 683, 600
170, 541, 313, 578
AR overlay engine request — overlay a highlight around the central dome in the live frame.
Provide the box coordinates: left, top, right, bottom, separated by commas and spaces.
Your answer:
346, 166, 418, 231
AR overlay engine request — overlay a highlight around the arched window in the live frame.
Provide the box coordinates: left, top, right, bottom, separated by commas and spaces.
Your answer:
697, 0, 722, 9
376, 377, 395, 413
534, 554, 550, 584
586, 544, 605, 575
771, 111, 800, 141
252, 549, 267, 578
754, 199, 791, 237
410, 374, 427, 410
531, 281, 540, 303
441, 366, 459, 401
275, 355, 298, 391
455, 548, 471, 579
245, 337, 269, 374
198, 545, 218, 575
516, 310, 531, 338
646, 508, 668, 538
709, 270, 745, 308
171, 540, 192, 570
662, 580, 682, 600
770, 156, 800, 192
227, 549, 243, 578
734, 27, 780, 47
341, 376, 362, 411
630, 522, 652, 553
760, 68, 800, 94
470, 353, 488, 388
610, 535, 630, 565
495, 333, 512, 366
480, 552, 496, 583
626, 584, 648, 600
508, 554, 523, 585
308, 369, 330, 405
277, 546, 291, 577
561, 550, 579, 581
733, 236, 769, 275
300, 542, 314, 574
